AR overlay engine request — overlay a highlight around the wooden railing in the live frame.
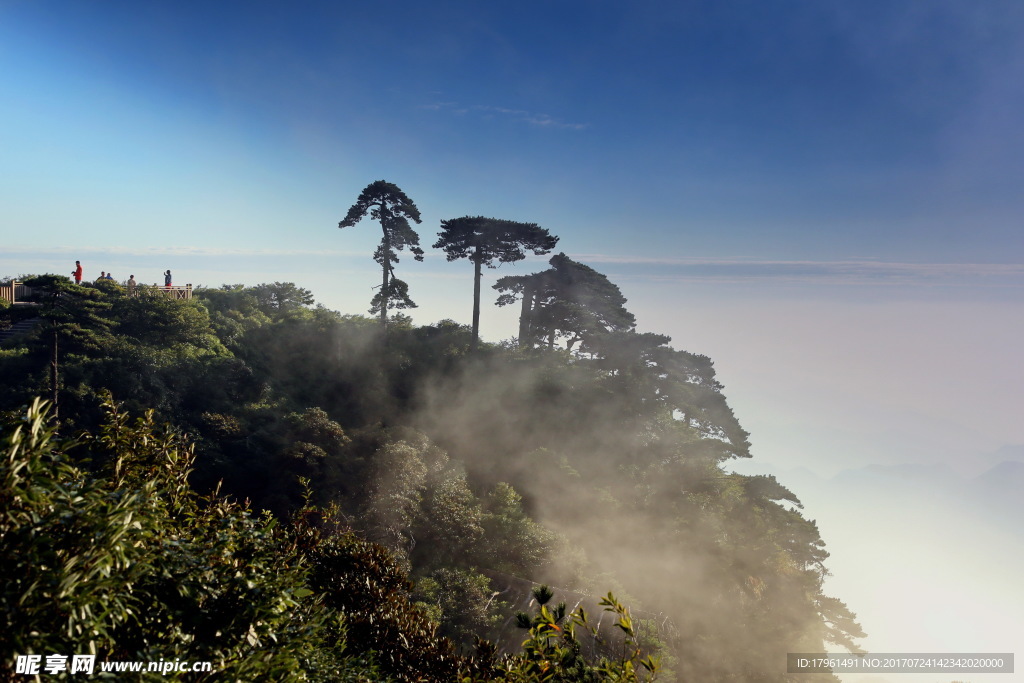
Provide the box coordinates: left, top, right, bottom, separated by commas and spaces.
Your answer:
1, 281, 192, 303
133, 284, 193, 300
0, 281, 33, 304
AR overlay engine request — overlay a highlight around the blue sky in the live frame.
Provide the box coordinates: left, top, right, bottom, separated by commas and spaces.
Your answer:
3, 0, 1023, 264
3, 0, 1024, 340
3, 1, 1023, 668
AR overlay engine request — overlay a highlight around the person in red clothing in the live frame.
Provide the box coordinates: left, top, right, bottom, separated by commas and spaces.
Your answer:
73, 261, 83, 285
164, 270, 172, 289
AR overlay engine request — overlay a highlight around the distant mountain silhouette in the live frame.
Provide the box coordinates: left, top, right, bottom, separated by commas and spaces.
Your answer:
967, 460, 1024, 531
978, 443, 1024, 470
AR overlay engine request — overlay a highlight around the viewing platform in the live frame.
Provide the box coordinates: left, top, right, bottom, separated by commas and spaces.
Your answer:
138, 284, 194, 300
0, 281, 32, 304
0, 281, 193, 303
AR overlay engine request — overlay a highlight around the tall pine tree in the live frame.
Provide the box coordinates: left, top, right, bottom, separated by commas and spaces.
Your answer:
338, 180, 424, 329
434, 216, 557, 350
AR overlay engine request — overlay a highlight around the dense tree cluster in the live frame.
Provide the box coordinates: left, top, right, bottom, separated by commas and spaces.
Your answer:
0, 398, 669, 681
1, 199, 863, 679
495, 253, 636, 351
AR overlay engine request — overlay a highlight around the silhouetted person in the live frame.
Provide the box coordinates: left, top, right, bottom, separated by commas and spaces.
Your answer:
96, 271, 107, 283
73, 260, 83, 285
164, 270, 172, 289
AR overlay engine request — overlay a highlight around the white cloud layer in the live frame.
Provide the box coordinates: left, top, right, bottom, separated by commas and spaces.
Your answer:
8, 246, 1023, 288
573, 254, 1024, 286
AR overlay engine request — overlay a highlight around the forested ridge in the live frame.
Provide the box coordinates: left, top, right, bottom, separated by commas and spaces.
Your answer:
1, 190, 863, 681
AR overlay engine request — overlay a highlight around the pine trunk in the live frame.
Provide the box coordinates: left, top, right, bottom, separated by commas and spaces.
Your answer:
50, 325, 58, 420
518, 283, 533, 347
380, 230, 390, 330
471, 248, 482, 351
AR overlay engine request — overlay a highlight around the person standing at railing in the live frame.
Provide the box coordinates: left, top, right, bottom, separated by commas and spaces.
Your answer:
164, 270, 172, 289
73, 261, 83, 285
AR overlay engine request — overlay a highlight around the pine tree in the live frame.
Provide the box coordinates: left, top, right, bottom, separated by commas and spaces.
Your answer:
434, 216, 557, 350
338, 180, 424, 329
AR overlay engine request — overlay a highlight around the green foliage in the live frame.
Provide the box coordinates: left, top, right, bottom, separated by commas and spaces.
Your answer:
18, 274, 115, 418
413, 568, 504, 648
110, 291, 225, 352
194, 284, 273, 348
251, 282, 316, 317
2, 396, 536, 682
295, 506, 466, 682
360, 434, 490, 575
482, 588, 661, 683
479, 483, 558, 576
361, 437, 434, 560
0, 398, 349, 680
